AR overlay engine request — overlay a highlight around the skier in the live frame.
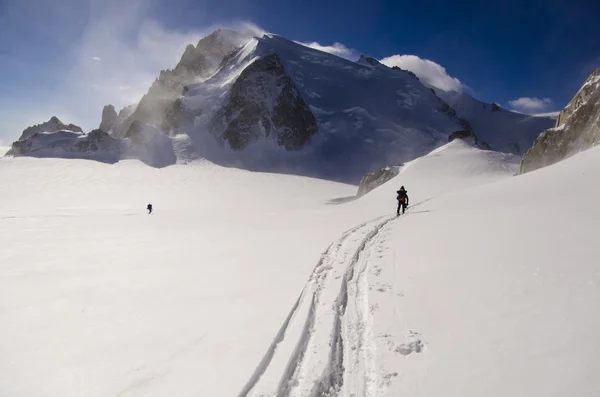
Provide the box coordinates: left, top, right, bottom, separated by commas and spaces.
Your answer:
147, 203, 153, 214
396, 186, 409, 216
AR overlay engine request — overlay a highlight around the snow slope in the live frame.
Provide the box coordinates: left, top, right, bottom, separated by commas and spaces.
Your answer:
242, 141, 599, 397
2, 140, 599, 396
358, 144, 600, 396
436, 89, 555, 154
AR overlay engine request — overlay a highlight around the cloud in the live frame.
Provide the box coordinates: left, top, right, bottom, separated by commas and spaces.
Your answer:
508, 97, 553, 112
379, 55, 464, 92
296, 41, 358, 61
0, 0, 267, 139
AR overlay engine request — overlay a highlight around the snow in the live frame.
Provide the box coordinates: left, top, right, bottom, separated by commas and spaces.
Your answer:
436, 89, 555, 154
1, 140, 599, 396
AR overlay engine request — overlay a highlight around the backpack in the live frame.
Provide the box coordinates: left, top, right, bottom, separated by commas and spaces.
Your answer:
397, 190, 407, 202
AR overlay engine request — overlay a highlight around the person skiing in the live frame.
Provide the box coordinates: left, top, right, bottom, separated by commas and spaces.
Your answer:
396, 186, 409, 216
147, 203, 153, 214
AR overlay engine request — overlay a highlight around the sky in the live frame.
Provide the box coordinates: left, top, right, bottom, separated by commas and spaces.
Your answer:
0, 0, 598, 143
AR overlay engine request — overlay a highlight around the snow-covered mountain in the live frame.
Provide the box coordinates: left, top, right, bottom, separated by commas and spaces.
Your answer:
174, 36, 475, 181
435, 89, 555, 154
6, 29, 554, 182
17, 116, 83, 141
7, 122, 176, 167
521, 68, 600, 173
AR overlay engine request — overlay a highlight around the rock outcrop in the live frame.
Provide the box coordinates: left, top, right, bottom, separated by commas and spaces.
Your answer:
99, 105, 118, 133
520, 68, 600, 173
18, 116, 83, 141
216, 53, 318, 151
113, 29, 254, 138
357, 165, 401, 197
448, 130, 474, 142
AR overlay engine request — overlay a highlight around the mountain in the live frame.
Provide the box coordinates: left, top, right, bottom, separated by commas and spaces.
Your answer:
6, 121, 176, 168
17, 116, 83, 141
520, 68, 600, 173
126, 34, 471, 182
435, 89, 555, 154
4, 29, 555, 183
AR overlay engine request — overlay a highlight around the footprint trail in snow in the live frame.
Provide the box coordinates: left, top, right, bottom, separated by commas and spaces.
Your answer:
239, 215, 399, 397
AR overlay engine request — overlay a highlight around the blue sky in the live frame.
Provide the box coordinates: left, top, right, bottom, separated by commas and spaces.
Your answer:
0, 0, 598, 142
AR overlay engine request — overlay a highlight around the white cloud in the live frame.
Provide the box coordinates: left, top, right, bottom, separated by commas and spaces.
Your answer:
508, 97, 553, 112
379, 55, 464, 92
92, 56, 101, 61
296, 41, 358, 61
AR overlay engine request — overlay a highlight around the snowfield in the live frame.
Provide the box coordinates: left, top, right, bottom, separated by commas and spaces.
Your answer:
1, 140, 599, 396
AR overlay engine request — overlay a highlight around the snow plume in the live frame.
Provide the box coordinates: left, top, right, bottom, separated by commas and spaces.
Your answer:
379, 54, 464, 92
508, 97, 553, 113
296, 41, 358, 61
1, 0, 265, 135
533, 111, 560, 119
66, 0, 228, 129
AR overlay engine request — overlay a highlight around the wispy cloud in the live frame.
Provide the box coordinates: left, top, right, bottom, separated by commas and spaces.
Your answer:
296, 41, 358, 61
64, 13, 266, 131
379, 55, 464, 92
508, 97, 553, 113
0, 0, 266, 139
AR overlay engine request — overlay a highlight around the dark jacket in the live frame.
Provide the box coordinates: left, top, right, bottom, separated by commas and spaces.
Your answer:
396, 190, 409, 204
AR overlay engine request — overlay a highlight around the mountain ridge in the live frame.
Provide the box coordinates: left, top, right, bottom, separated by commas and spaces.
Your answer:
5, 29, 554, 183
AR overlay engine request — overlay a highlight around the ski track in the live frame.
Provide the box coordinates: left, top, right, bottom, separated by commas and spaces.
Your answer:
239, 215, 397, 397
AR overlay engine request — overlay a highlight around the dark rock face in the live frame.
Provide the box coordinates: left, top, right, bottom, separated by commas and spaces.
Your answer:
394, 66, 419, 80
99, 105, 118, 132
520, 68, 600, 174
75, 129, 120, 152
448, 130, 473, 142
18, 116, 83, 141
358, 55, 382, 67
357, 166, 400, 197
218, 53, 318, 151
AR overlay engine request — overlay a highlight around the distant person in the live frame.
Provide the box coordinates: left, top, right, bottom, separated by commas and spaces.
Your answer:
396, 186, 409, 216
147, 203, 153, 214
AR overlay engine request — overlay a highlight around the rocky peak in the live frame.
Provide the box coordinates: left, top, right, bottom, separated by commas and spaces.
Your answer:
392, 66, 419, 80
217, 52, 318, 151
113, 29, 253, 138
520, 68, 600, 173
99, 105, 118, 133
358, 55, 383, 68
555, 68, 600, 128
18, 117, 83, 141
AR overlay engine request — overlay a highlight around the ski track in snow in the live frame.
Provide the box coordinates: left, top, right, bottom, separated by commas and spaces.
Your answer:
239, 215, 397, 397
